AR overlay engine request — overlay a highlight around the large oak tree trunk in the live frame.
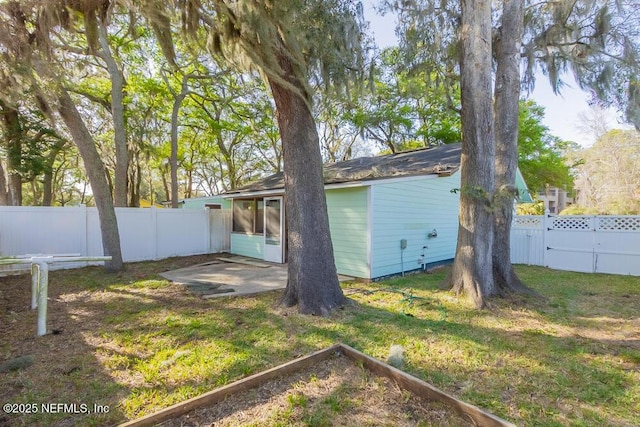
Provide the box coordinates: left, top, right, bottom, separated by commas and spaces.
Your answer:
0, 159, 7, 205
97, 21, 128, 207
267, 54, 346, 316
446, 0, 495, 308
54, 86, 124, 271
42, 168, 54, 206
493, 0, 532, 295
7, 170, 21, 205
0, 100, 22, 205
21, 5, 122, 268
41, 139, 65, 206
169, 78, 188, 208
129, 153, 142, 208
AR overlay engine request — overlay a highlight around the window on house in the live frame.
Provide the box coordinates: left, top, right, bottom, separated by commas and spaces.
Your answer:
232, 198, 264, 234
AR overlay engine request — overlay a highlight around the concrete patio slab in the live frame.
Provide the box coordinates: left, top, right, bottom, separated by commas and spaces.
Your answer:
160, 256, 288, 298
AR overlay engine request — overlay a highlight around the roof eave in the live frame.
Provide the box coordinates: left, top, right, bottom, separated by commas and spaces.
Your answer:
223, 167, 461, 198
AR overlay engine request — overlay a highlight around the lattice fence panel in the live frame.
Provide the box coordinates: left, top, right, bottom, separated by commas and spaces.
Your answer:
551, 216, 592, 231
597, 216, 640, 231
513, 216, 542, 229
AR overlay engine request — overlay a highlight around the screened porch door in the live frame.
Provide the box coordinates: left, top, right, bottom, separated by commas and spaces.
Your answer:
263, 197, 284, 263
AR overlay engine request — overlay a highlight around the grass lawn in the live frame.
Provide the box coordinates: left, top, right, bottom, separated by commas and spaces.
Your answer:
1, 255, 638, 426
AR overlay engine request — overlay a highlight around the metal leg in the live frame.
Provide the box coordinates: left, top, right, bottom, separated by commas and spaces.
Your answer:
0, 255, 110, 336
36, 261, 49, 336
31, 263, 40, 309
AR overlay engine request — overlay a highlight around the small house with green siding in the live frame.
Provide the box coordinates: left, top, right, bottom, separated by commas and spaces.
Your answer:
223, 143, 530, 280
179, 196, 232, 210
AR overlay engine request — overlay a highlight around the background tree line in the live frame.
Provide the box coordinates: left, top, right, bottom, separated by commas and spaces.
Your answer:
0, 38, 576, 209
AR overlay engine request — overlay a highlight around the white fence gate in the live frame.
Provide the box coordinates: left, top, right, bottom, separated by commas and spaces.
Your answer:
0, 206, 231, 273
210, 209, 231, 253
511, 214, 640, 276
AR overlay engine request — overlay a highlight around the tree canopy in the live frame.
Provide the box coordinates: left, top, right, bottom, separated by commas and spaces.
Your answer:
573, 129, 640, 214
517, 100, 574, 194
3, 1, 628, 211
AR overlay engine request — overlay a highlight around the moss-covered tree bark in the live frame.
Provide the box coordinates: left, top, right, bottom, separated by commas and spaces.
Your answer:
492, 0, 531, 294
96, 18, 129, 207
54, 86, 124, 271
268, 48, 346, 316
0, 100, 23, 206
446, 0, 495, 308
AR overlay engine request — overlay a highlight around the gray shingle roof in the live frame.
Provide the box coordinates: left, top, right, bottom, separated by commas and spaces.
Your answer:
227, 143, 461, 194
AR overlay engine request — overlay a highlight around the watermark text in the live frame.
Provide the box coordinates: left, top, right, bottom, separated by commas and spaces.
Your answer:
3, 402, 110, 415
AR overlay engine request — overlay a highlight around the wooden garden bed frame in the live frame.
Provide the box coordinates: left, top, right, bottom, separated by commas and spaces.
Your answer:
119, 343, 515, 427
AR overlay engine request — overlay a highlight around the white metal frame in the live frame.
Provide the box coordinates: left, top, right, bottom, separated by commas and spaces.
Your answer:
0, 255, 111, 336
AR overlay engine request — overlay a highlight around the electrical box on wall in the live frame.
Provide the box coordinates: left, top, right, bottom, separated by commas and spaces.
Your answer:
400, 239, 407, 250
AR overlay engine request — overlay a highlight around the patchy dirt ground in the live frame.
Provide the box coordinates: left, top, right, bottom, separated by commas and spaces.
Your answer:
159, 353, 473, 427
0, 254, 217, 359
5, 256, 634, 426
0, 254, 220, 426
0, 255, 474, 427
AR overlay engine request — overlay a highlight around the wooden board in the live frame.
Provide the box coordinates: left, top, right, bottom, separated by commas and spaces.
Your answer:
339, 344, 516, 427
119, 344, 515, 427
119, 345, 341, 427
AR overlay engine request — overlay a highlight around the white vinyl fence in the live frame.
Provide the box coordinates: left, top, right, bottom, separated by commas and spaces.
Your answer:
0, 206, 231, 273
511, 214, 640, 276
3, 207, 638, 277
